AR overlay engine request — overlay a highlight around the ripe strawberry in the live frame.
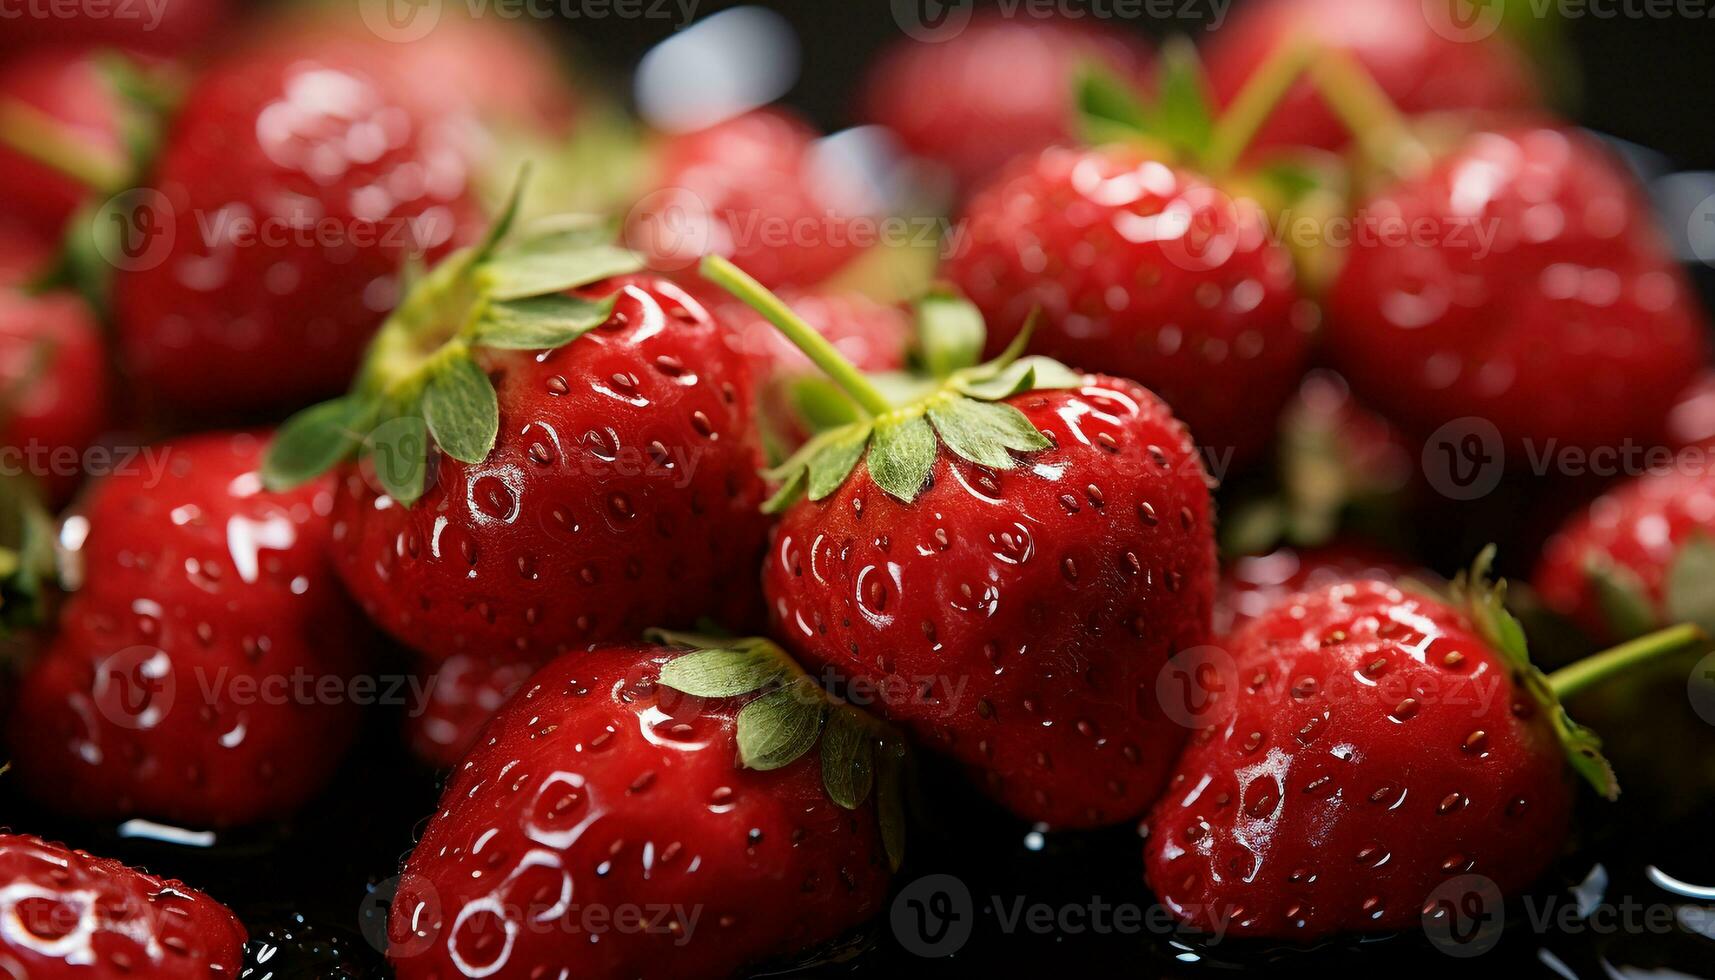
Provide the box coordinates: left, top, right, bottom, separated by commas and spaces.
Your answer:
110, 28, 490, 416
627, 109, 870, 290
1667, 369, 1715, 450
1326, 124, 1708, 452
1145, 554, 1697, 939
703, 257, 1216, 828
859, 12, 1151, 190
6, 431, 369, 827
264, 206, 769, 664
1213, 541, 1413, 636
405, 651, 533, 769
0, 46, 124, 240
1203, 0, 1539, 156
947, 143, 1310, 468
1, 275, 110, 505
387, 636, 899, 979
1534, 465, 1715, 642
0, 833, 247, 978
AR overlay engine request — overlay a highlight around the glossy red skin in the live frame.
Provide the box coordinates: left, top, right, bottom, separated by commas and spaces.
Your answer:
6, 432, 368, 827
112, 33, 487, 416
0, 46, 122, 240
406, 651, 535, 769
1214, 542, 1414, 637
0, 285, 110, 503
1145, 579, 1572, 939
764, 376, 1215, 828
388, 646, 891, 980
859, 13, 1150, 190
0, 0, 225, 55
332, 276, 770, 664
0, 834, 246, 978
1667, 370, 1715, 450
1204, 0, 1539, 155
1535, 466, 1715, 640
947, 146, 1311, 469
716, 288, 912, 448
1327, 125, 1708, 452
629, 109, 866, 290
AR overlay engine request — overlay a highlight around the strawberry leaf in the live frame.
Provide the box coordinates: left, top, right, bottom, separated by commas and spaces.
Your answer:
263, 396, 371, 492
480, 243, 643, 302
1076, 60, 1151, 146
736, 679, 826, 771
927, 398, 1051, 469
1665, 535, 1715, 634
1151, 37, 1215, 159
0, 480, 55, 632
422, 358, 499, 465
868, 413, 937, 503
806, 424, 873, 501
916, 290, 986, 379
820, 709, 876, 810
1586, 557, 1657, 641
369, 411, 430, 506
473, 294, 617, 350
875, 739, 908, 871
658, 644, 788, 699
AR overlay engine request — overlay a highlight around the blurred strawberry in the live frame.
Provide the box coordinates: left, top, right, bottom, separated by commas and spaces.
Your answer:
405, 651, 534, 769
0, 278, 110, 505
860, 12, 1150, 190
0, 46, 125, 240
1214, 541, 1416, 636
0, 0, 226, 56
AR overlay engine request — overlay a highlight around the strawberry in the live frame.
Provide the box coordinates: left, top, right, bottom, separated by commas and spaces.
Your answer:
859, 12, 1151, 190
263, 198, 770, 665
1325, 123, 1708, 452
703, 257, 1216, 828
109, 27, 490, 417
1667, 369, 1715, 450
1, 273, 110, 506
5, 431, 370, 827
0, 0, 225, 56
387, 635, 900, 979
0, 46, 125, 240
1535, 465, 1715, 643
945, 46, 1316, 470
1203, 0, 1540, 156
405, 651, 533, 769
626, 109, 869, 290
1144, 551, 1700, 939
1213, 541, 1414, 636
0, 833, 247, 978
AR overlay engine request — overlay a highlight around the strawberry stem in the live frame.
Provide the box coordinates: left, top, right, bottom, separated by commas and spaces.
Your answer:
1548, 623, 1708, 701
1203, 37, 1314, 175
700, 255, 895, 418
0, 99, 128, 195
1306, 49, 1430, 178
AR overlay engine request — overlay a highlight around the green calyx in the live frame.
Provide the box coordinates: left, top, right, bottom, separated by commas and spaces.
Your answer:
1453, 546, 1709, 802
700, 256, 1079, 512
262, 171, 644, 505
649, 630, 907, 871
0, 477, 56, 634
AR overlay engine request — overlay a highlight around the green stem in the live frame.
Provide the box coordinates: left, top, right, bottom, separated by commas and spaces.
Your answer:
0, 100, 128, 195
700, 255, 894, 418
1548, 623, 1708, 700
1305, 49, 1429, 179
1203, 37, 1314, 175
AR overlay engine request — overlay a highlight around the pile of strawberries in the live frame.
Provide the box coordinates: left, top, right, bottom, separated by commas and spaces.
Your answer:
1, 0, 1713, 976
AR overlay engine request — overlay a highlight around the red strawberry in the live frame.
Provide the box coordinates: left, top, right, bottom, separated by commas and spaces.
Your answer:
1326, 124, 1708, 452
1535, 465, 1715, 642
703, 257, 1216, 828
860, 12, 1150, 190
387, 636, 899, 979
0, 833, 246, 978
1667, 369, 1715, 451
110, 29, 490, 416
264, 211, 770, 665
947, 143, 1311, 468
0, 46, 124, 240
405, 651, 533, 769
1204, 0, 1539, 156
1, 277, 110, 505
627, 109, 870, 290
6, 431, 369, 827
1145, 555, 1694, 939
0, 0, 225, 56
1213, 541, 1414, 636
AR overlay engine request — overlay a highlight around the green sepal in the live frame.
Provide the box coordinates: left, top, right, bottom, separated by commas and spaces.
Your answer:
0, 480, 56, 633
820, 710, 876, 811
1076, 60, 1152, 147
479, 241, 643, 302
369, 409, 430, 505
422, 357, 499, 465
1075, 37, 1215, 161
1586, 557, 1657, 641
1664, 536, 1715, 635
915, 289, 986, 379
875, 739, 908, 871
657, 642, 788, 699
736, 678, 827, 771
263, 397, 373, 492
473, 294, 617, 350
1453, 546, 1619, 801
927, 397, 1050, 469
867, 413, 937, 504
